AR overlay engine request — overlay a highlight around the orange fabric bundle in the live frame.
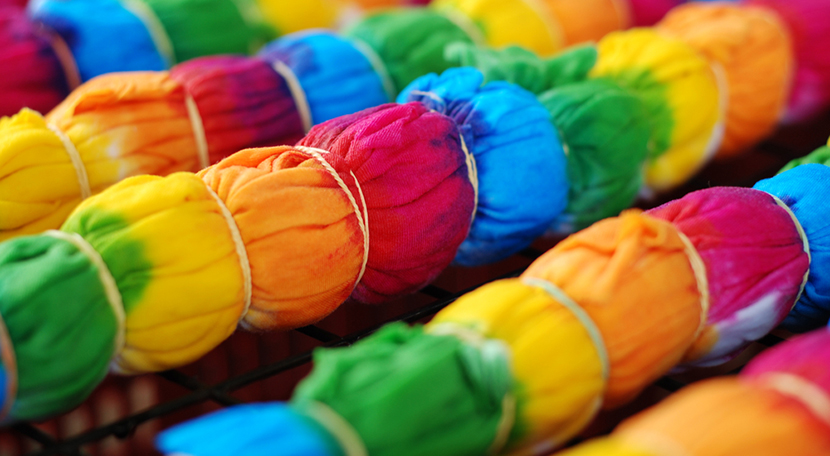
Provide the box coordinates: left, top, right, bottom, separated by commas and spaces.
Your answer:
543, 0, 631, 46
522, 210, 706, 408
658, 3, 793, 158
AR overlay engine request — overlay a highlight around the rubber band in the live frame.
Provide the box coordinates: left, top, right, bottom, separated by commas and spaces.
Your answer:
522, 278, 610, 383
674, 230, 711, 340
350, 38, 398, 101
425, 323, 515, 455
766, 192, 811, 308
272, 61, 313, 133
295, 146, 370, 288
203, 187, 252, 322
118, 0, 176, 67
42, 28, 81, 90
0, 313, 17, 422
758, 372, 830, 427
46, 123, 92, 200
516, 0, 566, 50
43, 231, 125, 357
184, 94, 210, 169
302, 402, 369, 456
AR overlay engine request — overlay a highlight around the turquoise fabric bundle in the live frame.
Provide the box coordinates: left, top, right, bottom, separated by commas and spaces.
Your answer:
257, 30, 392, 127
156, 403, 340, 456
28, 0, 167, 80
398, 68, 568, 266
754, 164, 830, 331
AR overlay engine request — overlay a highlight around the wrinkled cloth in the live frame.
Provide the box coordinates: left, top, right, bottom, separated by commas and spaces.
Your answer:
658, 3, 794, 158
399, 68, 568, 265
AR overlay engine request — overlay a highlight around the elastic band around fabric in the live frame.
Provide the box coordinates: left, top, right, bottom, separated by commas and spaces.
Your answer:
203, 187, 252, 322
43, 231, 126, 357
118, 0, 176, 67
272, 61, 313, 133
42, 28, 81, 90
295, 146, 370, 288
426, 322, 516, 455
758, 372, 830, 427
184, 94, 211, 169
0, 313, 17, 421
302, 402, 369, 456
766, 192, 811, 308
46, 123, 92, 200
521, 278, 610, 383
440, 9, 488, 47
349, 38, 398, 100
673, 230, 710, 340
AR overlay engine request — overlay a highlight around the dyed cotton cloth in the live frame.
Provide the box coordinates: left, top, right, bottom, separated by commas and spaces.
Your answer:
399, 68, 568, 265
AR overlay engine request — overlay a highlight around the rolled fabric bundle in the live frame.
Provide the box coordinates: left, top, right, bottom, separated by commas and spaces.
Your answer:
398, 67, 568, 266
591, 28, 724, 192
257, 30, 393, 130
0, 6, 75, 117
754, 163, 830, 331
523, 210, 706, 408
254, 0, 341, 35
443, 43, 598, 95
541, 77, 650, 233
560, 328, 830, 456
29, 0, 277, 82
746, 0, 830, 122
158, 159, 830, 455
296, 103, 475, 306
0, 60, 301, 241
658, 3, 794, 158
646, 187, 809, 366
343, 8, 479, 95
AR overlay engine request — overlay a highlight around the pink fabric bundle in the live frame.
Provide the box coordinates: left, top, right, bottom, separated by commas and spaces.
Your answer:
627, 0, 683, 26
297, 103, 476, 304
0, 6, 74, 117
742, 327, 830, 393
647, 187, 810, 366
747, 0, 830, 121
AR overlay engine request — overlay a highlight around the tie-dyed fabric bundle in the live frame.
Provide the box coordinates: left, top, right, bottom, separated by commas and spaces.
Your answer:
156, 155, 830, 455
559, 328, 830, 456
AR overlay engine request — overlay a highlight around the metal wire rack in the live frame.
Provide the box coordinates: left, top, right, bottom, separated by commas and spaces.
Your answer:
3, 113, 829, 456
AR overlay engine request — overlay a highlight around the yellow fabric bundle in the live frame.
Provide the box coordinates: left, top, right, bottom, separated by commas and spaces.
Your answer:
658, 3, 793, 158
429, 279, 606, 454
591, 29, 723, 192
523, 210, 706, 407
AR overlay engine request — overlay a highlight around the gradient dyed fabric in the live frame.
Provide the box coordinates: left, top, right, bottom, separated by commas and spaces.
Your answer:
443, 43, 598, 95
658, 3, 794, 158
398, 68, 568, 266
29, 0, 276, 81
647, 187, 809, 366
754, 164, 830, 330
562, 329, 830, 456
0, 234, 119, 421
0, 56, 303, 241
541, 77, 650, 233
591, 28, 723, 192
297, 103, 475, 305
747, 0, 830, 122
0, 6, 72, 117
524, 210, 705, 408
344, 8, 477, 94
257, 30, 392, 127
29, 0, 168, 80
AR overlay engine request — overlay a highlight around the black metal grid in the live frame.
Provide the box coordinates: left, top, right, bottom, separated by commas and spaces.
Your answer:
6, 114, 830, 456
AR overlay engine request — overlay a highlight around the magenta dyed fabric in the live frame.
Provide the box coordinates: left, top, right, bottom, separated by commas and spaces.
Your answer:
627, 0, 682, 26
647, 187, 809, 367
742, 327, 830, 395
298, 103, 475, 304
747, 0, 830, 122
170, 55, 304, 166
0, 6, 70, 117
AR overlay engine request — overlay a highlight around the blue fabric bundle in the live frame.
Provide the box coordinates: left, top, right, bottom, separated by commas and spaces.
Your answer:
156, 403, 340, 456
398, 67, 568, 266
754, 164, 830, 331
257, 30, 392, 127
28, 0, 168, 81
